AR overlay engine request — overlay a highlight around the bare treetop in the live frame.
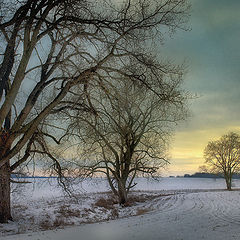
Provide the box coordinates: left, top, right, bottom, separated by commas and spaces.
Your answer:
204, 132, 240, 190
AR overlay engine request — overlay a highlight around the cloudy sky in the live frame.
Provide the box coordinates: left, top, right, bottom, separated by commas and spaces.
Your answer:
161, 0, 240, 176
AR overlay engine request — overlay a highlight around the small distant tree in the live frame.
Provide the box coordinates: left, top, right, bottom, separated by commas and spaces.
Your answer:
204, 132, 240, 190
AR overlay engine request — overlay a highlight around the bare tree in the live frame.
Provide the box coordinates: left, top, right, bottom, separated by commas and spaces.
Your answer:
204, 132, 240, 190
0, 0, 190, 222
68, 77, 188, 204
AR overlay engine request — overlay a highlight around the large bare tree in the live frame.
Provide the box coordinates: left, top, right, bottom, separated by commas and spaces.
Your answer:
67, 77, 188, 204
0, 0, 190, 222
204, 132, 240, 190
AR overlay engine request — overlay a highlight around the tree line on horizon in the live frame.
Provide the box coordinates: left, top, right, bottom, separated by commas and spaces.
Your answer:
184, 172, 240, 179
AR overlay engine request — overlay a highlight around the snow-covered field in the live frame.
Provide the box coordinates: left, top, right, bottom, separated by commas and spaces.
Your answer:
1, 177, 240, 240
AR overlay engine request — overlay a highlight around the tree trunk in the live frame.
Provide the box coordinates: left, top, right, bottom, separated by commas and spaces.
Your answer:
118, 180, 127, 205
225, 176, 232, 191
0, 160, 12, 223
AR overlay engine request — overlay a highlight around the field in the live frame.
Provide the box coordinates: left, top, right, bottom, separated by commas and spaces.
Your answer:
1, 178, 240, 240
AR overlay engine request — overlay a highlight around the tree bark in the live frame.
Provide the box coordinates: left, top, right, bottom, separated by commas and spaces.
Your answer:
225, 175, 232, 191
0, 160, 12, 223
118, 180, 127, 205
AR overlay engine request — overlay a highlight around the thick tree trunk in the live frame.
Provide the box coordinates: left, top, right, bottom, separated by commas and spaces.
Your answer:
225, 176, 232, 191
118, 181, 127, 205
0, 160, 12, 223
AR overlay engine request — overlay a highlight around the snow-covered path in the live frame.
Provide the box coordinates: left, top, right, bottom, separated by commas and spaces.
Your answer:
3, 190, 240, 240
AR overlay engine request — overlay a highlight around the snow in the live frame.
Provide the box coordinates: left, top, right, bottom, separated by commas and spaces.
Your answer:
1, 177, 240, 240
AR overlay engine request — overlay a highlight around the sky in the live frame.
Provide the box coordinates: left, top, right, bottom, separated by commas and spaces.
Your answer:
16, 0, 240, 178
161, 0, 240, 176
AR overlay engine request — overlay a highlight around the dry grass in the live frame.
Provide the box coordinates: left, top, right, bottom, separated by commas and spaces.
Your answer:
109, 208, 119, 219
94, 196, 118, 210
12, 204, 28, 211
125, 193, 172, 206
39, 218, 53, 230
55, 205, 81, 218
39, 212, 75, 230
93, 195, 119, 220
135, 207, 153, 216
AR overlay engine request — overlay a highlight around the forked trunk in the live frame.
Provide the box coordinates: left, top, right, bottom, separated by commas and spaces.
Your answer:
0, 160, 12, 223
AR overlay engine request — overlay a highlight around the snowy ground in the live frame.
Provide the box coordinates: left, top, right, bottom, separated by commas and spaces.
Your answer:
1, 178, 240, 240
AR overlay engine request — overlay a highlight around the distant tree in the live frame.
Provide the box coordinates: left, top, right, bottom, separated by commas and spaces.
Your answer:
204, 132, 240, 190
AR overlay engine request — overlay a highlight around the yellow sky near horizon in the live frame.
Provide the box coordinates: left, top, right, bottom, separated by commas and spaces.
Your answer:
165, 125, 240, 176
